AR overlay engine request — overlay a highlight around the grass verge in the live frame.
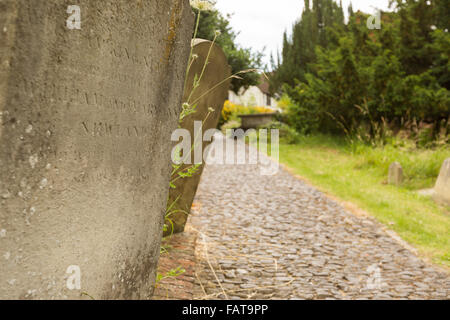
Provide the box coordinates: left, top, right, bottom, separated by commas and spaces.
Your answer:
277, 135, 450, 268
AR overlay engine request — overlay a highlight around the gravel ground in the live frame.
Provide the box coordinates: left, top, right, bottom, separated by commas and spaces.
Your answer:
189, 136, 449, 300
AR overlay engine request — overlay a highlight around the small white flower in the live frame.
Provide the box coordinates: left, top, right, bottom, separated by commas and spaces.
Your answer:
190, 0, 216, 11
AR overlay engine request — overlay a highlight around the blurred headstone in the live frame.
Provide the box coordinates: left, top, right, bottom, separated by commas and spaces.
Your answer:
434, 158, 450, 205
165, 39, 231, 236
388, 162, 404, 186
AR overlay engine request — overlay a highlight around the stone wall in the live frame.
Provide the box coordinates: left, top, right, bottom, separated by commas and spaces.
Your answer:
0, 0, 193, 299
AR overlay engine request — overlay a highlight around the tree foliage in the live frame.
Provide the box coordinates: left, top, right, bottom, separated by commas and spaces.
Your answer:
273, 0, 450, 138
193, 8, 263, 93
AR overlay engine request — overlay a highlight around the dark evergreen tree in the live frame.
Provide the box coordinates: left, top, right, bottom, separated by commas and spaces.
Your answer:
275, 0, 449, 136
270, 0, 346, 92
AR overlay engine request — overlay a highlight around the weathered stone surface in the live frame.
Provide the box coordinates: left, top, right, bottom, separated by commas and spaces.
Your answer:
388, 162, 403, 185
0, 0, 193, 299
166, 39, 231, 235
434, 158, 450, 205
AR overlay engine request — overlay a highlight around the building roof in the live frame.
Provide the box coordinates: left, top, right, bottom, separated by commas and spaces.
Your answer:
257, 74, 271, 95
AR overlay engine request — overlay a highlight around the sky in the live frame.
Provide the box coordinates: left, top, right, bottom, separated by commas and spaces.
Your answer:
215, 0, 393, 66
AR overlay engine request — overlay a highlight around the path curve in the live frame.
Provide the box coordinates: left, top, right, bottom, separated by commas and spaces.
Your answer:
189, 136, 449, 300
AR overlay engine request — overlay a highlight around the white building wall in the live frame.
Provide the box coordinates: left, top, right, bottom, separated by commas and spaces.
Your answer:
228, 90, 241, 104
229, 87, 277, 106
228, 87, 278, 109
240, 86, 265, 106
269, 96, 278, 108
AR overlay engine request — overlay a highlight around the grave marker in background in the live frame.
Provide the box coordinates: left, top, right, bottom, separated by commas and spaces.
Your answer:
388, 162, 404, 186
165, 39, 231, 236
434, 158, 450, 205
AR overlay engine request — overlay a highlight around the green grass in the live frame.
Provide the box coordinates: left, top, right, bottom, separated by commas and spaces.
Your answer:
277, 134, 450, 268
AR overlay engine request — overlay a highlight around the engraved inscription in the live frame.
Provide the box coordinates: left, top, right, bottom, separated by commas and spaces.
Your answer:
80, 121, 154, 138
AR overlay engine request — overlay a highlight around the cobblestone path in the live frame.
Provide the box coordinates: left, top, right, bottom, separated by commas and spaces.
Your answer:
189, 137, 449, 300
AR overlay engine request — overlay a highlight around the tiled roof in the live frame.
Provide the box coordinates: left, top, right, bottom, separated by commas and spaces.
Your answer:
257, 74, 271, 95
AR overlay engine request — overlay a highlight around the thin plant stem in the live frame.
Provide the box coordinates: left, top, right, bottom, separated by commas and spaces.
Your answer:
190, 69, 258, 106
173, 110, 213, 175
170, 164, 199, 184
165, 209, 189, 219
187, 33, 219, 104
183, 9, 201, 94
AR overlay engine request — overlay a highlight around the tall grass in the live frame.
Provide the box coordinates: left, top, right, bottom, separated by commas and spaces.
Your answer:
287, 134, 450, 190
350, 139, 450, 190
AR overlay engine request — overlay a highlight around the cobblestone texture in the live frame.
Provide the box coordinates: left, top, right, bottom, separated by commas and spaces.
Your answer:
189, 137, 450, 300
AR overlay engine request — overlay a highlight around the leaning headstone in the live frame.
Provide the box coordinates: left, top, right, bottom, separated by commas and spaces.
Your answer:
165, 39, 231, 236
0, 0, 193, 299
434, 158, 450, 205
388, 162, 404, 185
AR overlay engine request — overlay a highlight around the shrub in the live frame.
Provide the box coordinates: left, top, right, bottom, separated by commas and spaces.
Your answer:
258, 121, 302, 145
220, 100, 275, 126
221, 119, 241, 132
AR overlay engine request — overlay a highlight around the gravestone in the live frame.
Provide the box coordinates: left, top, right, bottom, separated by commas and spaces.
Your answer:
165, 39, 231, 236
0, 0, 193, 299
434, 158, 450, 205
388, 162, 403, 186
